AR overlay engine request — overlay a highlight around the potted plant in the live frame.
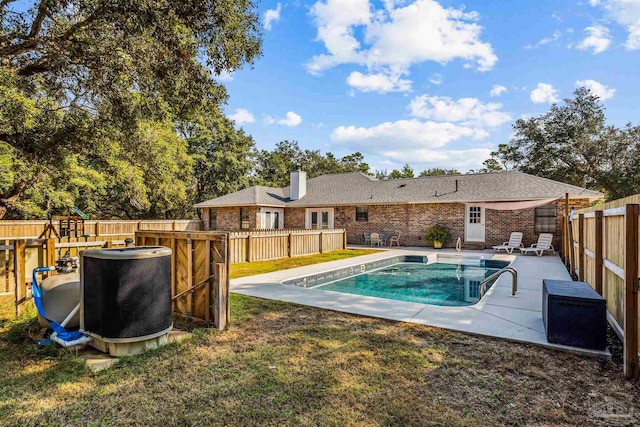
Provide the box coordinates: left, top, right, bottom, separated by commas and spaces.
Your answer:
424, 225, 451, 249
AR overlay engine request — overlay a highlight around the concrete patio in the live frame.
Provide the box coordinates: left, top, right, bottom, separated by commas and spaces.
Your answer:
231, 247, 610, 359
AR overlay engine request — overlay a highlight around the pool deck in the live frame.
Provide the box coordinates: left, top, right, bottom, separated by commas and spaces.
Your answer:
231, 247, 610, 359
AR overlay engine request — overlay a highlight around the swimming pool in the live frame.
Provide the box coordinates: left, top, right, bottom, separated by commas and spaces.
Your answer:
314, 261, 505, 306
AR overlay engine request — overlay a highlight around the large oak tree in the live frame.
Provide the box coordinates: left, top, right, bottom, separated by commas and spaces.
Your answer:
489, 87, 640, 200
0, 0, 261, 218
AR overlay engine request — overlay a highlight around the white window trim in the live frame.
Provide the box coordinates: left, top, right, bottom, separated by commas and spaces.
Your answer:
260, 208, 284, 229
305, 208, 334, 229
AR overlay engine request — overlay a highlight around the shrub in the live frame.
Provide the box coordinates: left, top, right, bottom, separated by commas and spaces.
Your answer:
424, 225, 451, 245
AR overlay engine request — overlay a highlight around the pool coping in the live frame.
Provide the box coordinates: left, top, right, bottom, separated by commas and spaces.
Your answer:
230, 247, 611, 359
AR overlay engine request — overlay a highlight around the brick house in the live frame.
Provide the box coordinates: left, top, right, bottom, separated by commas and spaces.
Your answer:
194, 171, 603, 249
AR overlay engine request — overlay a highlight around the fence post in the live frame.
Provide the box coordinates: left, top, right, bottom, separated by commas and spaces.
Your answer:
578, 213, 585, 282
13, 239, 26, 316
288, 231, 293, 258
568, 217, 576, 278
204, 239, 211, 322
214, 262, 229, 331
594, 210, 604, 295
95, 221, 100, 237
319, 231, 324, 254
564, 193, 570, 267
247, 233, 252, 262
186, 236, 193, 316
45, 238, 56, 279
343, 230, 347, 249
624, 204, 639, 380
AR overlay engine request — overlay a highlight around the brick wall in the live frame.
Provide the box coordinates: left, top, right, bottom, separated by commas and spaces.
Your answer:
284, 208, 306, 229
199, 197, 593, 249
202, 207, 259, 231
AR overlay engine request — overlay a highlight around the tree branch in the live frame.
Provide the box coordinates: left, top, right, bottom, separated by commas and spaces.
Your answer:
0, 0, 19, 8
58, 12, 99, 41
28, 0, 48, 38
0, 180, 26, 216
16, 56, 51, 76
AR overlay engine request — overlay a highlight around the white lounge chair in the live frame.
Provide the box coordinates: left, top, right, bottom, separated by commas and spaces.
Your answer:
492, 232, 523, 254
370, 232, 383, 246
520, 233, 555, 256
389, 232, 401, 246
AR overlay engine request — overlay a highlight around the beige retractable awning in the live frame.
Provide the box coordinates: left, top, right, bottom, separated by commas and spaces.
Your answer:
464, 197, 560, 211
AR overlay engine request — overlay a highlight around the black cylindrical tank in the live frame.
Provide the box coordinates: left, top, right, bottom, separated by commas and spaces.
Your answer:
80, 246, 172, 341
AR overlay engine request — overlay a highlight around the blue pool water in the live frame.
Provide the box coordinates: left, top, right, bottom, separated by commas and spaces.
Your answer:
318, 262, 502, 306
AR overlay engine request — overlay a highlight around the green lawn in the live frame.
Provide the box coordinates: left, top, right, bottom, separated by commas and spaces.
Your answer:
1, 293, 638, 426
230, 249, 382, 279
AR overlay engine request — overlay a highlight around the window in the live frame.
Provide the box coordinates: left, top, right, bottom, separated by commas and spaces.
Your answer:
209, 210, 217, 230
535, 203, 557, 233
321, 212, 329, 229
356, 206, 369, 221
240, 207, 250, 230
468, 206, 482, 224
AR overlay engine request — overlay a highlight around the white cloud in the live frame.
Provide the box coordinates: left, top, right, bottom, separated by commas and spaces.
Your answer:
381, 147, 493, 169
331, 119, 488, 149
228, 108, 255, 124
576, 25, 612, 53
330, 90, 510, 170
429, 73, 443, 85
307, 0, 497, 86
590, 0, 640, 49
263, 3, 282, 31
530, 83, 560, 104
409, 95, 511, 128
346, 71, 412, 93
525, 30, 562, 49
576, 79, 616, 100
268, 111, 302, 127
489, 84, 508, 97
216, 70, 234, 81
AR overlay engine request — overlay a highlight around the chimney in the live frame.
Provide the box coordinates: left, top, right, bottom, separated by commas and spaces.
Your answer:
290, 170, 307, 201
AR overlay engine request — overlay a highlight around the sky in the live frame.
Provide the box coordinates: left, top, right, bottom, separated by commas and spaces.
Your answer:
219, 0, 640, 173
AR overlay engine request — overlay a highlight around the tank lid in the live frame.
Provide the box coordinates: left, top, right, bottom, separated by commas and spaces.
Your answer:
80, 246, 171, 260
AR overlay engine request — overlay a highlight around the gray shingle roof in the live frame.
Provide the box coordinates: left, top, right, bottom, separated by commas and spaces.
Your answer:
194, 171, 604, 208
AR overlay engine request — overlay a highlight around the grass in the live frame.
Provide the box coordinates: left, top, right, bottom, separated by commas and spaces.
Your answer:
1, 293, 639, 426
230, 249, 382, 279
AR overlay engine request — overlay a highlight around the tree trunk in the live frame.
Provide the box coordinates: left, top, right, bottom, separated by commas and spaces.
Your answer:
0, 181, 26, 219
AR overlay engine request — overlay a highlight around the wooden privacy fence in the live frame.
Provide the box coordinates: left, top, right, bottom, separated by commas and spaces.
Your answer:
563, 194, 640, 379
228, 229, 347, 264
136, 231, 229, 330
8, 237, 128, 314
0, 219, 202, 239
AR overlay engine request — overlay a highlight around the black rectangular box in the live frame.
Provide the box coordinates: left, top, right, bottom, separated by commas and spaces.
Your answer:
542, 279, 606, 350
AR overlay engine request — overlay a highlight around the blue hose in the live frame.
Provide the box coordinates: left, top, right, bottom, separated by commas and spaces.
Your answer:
32, 267, 87, 343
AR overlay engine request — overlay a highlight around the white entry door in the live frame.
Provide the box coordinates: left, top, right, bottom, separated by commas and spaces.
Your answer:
305, 208, 334, 229
465, 205, 485, 242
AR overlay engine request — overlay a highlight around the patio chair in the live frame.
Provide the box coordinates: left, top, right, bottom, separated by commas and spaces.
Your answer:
389, 232, 401, 246
492, 232, 524, 254
520, 233, 555, 256
363, 232, 371, 246
370, 232, 383, 246
379, 233, 389, 246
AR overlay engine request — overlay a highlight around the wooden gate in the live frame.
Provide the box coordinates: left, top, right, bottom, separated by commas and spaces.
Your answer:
135, 231, 230, 330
